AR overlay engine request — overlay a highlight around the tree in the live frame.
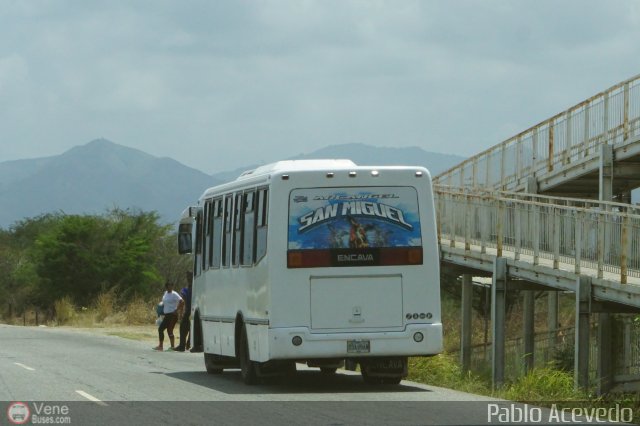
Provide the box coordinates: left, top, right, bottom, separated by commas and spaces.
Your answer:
31, 209, 171, 307
1, 209, 188, 313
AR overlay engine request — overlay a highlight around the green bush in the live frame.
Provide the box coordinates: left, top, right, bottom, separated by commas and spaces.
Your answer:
551, 342, 574, 372
500, 367, 585, 402
408, 354, 490, 394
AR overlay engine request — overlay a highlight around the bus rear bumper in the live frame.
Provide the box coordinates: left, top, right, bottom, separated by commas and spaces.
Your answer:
267, 323, 443, 360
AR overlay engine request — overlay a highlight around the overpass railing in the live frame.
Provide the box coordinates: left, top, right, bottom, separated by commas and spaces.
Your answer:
435, 186, 640, 283
434, 74, 640, 190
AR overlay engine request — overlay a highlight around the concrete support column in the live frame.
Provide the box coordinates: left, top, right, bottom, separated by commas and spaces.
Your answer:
575, 276, 592, 390
597, 144, 614, 394
526, 176, 538, 194
597, 313, 613, 395
461, 274, 473, 373
548, 292, 559, 348
525, 175, 541, 372
523, 291, 535, 373
623, 317, 632, 375
492, 258, 507, 389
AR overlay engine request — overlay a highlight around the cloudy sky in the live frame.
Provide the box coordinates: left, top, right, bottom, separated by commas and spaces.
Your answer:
1, 1, 639, 174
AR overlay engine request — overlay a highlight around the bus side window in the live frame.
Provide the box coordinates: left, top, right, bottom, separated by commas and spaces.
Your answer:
212, 198, 223, 268
242, 190, 256, 266
256, 188, 268, 262
194, 210, 203, 276
233, 193, 243, 267
222, 195, 233, 267
203, 200, 212, 271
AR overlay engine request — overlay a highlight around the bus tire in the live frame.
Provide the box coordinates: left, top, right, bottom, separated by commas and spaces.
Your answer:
362, 371, 402, 385
382, 376, 402, 385
239, 326, 259, 385
204, 353, 224, 374
320, 367, 337, 375
361, 371, 382, 384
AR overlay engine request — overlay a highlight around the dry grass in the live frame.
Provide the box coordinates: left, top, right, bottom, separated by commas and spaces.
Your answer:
54, 296, 76, 325
30, 295, 158, 331
122, 298, 155, 325
93, 292, 115, 322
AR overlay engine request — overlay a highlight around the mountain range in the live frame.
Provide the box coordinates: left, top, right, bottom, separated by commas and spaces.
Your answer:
0, 139, 465, 228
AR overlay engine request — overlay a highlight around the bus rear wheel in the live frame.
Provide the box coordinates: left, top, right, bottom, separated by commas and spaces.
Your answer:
320, 367, 337, 375
239, 326, 259, 385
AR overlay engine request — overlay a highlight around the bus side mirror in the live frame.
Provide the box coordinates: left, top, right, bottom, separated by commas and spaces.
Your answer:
178, 223, 193, 254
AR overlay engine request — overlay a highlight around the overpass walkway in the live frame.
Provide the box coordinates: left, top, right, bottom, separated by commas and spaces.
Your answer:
435, 74, 640, 198
431, 74, 640, 394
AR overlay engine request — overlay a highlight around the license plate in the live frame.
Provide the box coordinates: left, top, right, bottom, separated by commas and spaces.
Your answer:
347, 339, 370, 353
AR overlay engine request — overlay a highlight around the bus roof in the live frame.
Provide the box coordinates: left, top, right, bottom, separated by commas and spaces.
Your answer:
237, 159, 357, 180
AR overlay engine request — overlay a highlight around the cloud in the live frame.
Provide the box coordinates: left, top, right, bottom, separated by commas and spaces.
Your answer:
1, 1, 639, 172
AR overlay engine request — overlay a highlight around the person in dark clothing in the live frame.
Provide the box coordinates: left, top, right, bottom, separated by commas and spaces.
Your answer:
174, 273, 192, 352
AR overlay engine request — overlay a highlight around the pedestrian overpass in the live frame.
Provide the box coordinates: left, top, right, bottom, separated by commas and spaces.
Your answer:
432, 74, 640, 394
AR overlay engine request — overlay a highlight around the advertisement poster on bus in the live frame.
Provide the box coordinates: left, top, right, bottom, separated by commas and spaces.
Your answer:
288, 186, 422, 251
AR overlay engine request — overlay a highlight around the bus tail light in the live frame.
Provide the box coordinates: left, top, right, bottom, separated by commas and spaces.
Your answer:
407, 248, 423, 264
379, 248, 423, 266
288, 250, 332, 268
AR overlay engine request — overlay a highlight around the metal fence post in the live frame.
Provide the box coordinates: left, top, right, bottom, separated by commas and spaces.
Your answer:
603, 92, 610, 143
464, 193, 471, 251
533, 204, 540, 266
621, 214, 629, 284
515, 203, 521, 261
481, 196, 488, 254
584, 104, 590, 157
450, 194, 457, 248
548, 121, 555, 172
553, 209, 561, 269
496, 199, 503, 258
575, 276, 591, 390
461, 275, 473, 373
492, 258, 507, 389
575, 211, 582, 275
597, 213, 605, 279
624, 82, 630, 141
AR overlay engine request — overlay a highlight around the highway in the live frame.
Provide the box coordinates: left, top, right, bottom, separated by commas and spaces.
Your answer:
0, 324, 508, 425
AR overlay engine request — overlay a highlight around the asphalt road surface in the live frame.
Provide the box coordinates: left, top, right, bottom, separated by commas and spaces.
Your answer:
0, 324, 540, 426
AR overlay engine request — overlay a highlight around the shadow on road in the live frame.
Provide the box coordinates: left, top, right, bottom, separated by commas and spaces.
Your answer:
162, 369, 431, 395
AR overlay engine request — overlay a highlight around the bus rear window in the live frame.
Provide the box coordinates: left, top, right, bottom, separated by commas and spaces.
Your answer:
287, 187, 422, 268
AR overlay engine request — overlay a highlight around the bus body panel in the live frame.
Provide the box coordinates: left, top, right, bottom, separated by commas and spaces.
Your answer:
309, 275, 403, 329
267, 324, 443, 359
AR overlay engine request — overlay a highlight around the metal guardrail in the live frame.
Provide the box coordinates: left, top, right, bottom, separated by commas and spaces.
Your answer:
466, 327, 595, 380
465, 319, 640, 381
435, 186, 640, 283
434, 74, 640, 190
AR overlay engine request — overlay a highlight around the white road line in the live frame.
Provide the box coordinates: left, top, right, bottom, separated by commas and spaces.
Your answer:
13, 362, 35, 371
75, 390, 108, 406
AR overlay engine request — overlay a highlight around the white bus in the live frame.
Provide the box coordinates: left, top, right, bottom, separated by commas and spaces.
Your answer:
178, 160, 442, 384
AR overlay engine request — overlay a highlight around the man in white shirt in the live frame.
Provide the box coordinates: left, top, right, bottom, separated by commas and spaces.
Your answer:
153, 281, 183, 351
